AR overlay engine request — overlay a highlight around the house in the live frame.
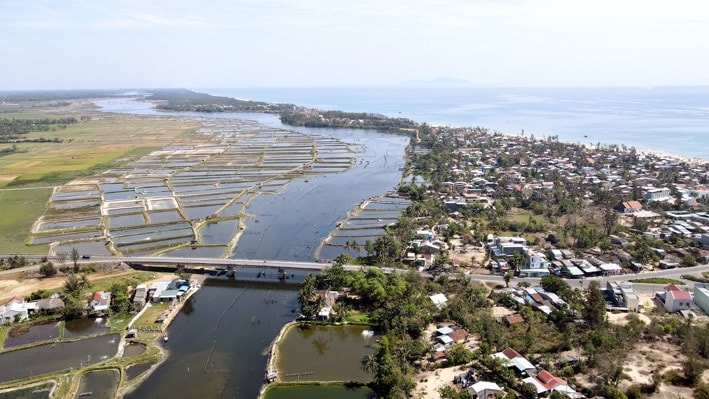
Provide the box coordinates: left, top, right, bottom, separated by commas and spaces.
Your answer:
523, 370, 583, 397
606, 281, 640, 312
88, 291, 111, 313
616, 201, 643, 213
132, 284, 148, 308
1, 296, 32, 323
493, 348, 536, 376
36, 294, 65, 313
505, 313, 524, 325
599, 263, 622, 275
449, 328, 469, 343
429, 293, 448, 309
694, 285, 709, 316
645, 187, 672, 202
664, 285, 693, 313
469, 381, 503, 399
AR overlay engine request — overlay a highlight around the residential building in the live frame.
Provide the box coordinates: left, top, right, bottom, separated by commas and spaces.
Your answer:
606, 281, 640, 312
88, 291, 111, 313
645, 187, 671, 202
694, 285, 709, 316
1, 296, 32, 323
469, 381, 503, 399
664, 286, 693, 313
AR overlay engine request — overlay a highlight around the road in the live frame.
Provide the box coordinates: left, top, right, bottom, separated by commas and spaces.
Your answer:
1, 254, 708, 296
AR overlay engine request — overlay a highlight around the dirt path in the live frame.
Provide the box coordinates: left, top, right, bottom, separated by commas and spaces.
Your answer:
0, 269, 174, 302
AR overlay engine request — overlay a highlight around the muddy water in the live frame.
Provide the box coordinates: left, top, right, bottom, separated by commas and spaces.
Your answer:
0, 334, 119, 384
263, 385, 375, 399
3, 323, 59, 349
276, 325, 375, 383
73, 369, 119, 399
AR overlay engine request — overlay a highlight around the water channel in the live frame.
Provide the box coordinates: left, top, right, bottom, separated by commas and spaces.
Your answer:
97, 98, 409, 261
94, 98, 407, 397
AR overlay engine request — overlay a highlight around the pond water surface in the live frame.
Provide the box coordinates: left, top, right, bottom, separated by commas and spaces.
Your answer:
276, 325, 375, 383
72, 369, 119, 399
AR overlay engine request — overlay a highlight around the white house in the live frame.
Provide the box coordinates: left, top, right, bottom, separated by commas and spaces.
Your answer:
469, 381, 503, 399
664, 285, 693, 313
1, 296, 32, 323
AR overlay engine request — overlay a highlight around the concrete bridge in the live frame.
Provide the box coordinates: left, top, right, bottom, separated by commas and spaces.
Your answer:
121, 256, 332, 271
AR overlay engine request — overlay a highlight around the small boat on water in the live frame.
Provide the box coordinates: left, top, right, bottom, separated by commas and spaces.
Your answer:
163, 335, 169, 343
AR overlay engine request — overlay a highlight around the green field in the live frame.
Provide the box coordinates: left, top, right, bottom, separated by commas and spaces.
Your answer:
0, 187, 52, 253
0, 114, 200, 187
0, 101, 200, 254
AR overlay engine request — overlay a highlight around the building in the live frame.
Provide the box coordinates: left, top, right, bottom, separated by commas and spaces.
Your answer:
692, 284, 709, 316
1, 296, 33, 323
664, 286, 693, 313
469, 381, 503, 399
616, 200, 643, 213
132, 284, 148, 308
606, 281, 640, 312
88, 291, 111, 313
645, 187, 671, 202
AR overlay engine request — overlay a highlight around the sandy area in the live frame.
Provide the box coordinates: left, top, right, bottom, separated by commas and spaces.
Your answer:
412, 366, 466, 399
0, 265, 175, 302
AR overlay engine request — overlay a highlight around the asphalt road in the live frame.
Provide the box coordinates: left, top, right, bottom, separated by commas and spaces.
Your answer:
1, 254, 707, 296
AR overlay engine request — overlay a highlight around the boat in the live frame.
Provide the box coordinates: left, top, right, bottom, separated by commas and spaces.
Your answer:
163, 335, 169, 343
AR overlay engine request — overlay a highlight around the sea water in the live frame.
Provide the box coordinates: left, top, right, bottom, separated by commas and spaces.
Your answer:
204, 86, 709, 160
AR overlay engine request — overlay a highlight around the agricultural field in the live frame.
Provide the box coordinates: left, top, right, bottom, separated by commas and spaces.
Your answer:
0, 100, 200, 253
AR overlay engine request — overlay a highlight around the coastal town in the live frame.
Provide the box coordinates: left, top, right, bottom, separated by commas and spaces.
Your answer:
0, 90, 708, 399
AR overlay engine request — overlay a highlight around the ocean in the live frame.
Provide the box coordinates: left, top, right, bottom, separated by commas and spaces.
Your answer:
202, 86, 709, 160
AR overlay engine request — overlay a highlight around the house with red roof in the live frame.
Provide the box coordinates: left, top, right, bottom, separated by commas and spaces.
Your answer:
88, 291, 111, 313
664, 286, 693, 313
523, 370, 584, 397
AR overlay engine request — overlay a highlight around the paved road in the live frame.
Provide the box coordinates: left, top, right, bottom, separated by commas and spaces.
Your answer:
1, 254, 707, 295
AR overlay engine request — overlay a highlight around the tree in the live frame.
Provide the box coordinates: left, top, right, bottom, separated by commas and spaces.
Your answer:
63, 273, 91, 299
298, 274, 317, 318
70, 247, 80, 272
694, 383, 709, 399
519, 382, 538, 399
541, 275, 570, 294
682, 355, 705, 386
57, 252, 67, 265
446, 343, 473, 366
583, 280, 607, 330
39, 261, 56, 278
369, 336, 403, 398
503, 272, 512, 288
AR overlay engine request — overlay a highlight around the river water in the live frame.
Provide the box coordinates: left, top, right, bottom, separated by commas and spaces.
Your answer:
97, 98, 408, 261
124, 278, 302, 399
96, 99, 405, 398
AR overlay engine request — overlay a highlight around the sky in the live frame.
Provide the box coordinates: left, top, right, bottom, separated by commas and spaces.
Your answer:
1, 0, 709, 90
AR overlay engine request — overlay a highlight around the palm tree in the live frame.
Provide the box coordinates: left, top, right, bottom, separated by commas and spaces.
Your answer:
361, 353, 376, 374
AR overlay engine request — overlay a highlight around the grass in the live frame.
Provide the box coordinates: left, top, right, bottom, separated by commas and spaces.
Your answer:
133, 302, 170, 329
0, 188, 52, 253
0, 325, 7, 348
88, 271, 164, 292
0, 102, 199, 254
631, 277, 685, 285
0, 114, 199, 188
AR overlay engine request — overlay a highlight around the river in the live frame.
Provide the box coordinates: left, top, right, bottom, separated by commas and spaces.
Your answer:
97, 98, 408, 261
96, 99, 404, 398
124, 278, 302, 399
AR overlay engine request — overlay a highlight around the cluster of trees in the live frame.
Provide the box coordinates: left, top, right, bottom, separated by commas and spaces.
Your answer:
0, 255, 28, 269
0, 117, 76, 142
148, 89, 287, 113
280, 110, 417, 135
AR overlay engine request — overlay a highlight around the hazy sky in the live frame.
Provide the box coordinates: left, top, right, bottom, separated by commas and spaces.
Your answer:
2, 0, 708, 90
